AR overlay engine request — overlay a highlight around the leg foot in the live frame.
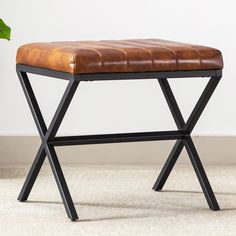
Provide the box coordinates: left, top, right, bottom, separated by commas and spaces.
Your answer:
45, 144, 79, 220
153, 140, 184, 191
18, 144, 46, 201
184, 136, 220, 210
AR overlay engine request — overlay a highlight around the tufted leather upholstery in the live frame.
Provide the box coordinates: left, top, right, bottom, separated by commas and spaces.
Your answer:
16, 39, 223, 74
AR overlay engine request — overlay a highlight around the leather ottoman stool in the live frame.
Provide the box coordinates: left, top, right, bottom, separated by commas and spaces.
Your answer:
16, 39, 223, 221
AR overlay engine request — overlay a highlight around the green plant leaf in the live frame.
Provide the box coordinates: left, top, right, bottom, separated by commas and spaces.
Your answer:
0, 18, 11, 40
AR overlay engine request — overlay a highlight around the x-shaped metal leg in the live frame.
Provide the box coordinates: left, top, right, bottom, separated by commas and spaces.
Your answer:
153, 76, 221, 210
17, 67, 221, 220
17, 71, 79, 220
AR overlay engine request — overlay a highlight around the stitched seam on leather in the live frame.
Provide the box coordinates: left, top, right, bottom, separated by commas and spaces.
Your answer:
85, 42, 129, 71
113, 41, 154, 70
132, 40, 178, 69
96, 42, 132, 71
55, 40, 178, 71
56, 42, 141, 71
87, 47, 103, 71
179, 45, 202, 67
50, 40, 201, 69
51, 42, 80, 73
56, 42, 104, 72
71, 52, 77, 74
148, 40, 202, 67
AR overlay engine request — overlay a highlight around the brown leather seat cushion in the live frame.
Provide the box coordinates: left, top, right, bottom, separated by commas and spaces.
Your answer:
16, 39, 223, 74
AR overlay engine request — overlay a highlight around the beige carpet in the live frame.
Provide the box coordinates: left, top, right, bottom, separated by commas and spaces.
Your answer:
1, 164, 236, 236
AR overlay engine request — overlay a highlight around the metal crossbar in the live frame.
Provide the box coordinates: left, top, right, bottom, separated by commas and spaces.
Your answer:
16, 64, 222, 220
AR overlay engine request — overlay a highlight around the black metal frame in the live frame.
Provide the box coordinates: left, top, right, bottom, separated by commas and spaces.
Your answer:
16, 64, 222, 221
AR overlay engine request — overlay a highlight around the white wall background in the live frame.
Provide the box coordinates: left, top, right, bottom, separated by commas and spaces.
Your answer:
0, 0, 234, 136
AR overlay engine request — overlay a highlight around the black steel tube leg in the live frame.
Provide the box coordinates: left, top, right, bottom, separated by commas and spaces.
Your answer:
18, 144, 46, 201
184, 77, 221, 133
184, 136, 220, 210
158, 79, 185, 129
45, 144, 79, 220
46, 80, 79, 140
17, 68, 79, 220
153, 140, 184, 191
153, 79, 186, 190
16, 65, 222, 219
17, 71, 47, 139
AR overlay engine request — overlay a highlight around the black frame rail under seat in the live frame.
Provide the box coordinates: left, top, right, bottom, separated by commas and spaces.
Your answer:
16, 64, 222, 221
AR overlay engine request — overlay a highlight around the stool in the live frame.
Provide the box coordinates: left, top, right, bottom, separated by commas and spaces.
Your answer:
16, 39, 224, 221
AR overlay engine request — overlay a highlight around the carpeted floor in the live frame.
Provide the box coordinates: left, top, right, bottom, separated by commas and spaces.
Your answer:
1, 164, 236, 236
